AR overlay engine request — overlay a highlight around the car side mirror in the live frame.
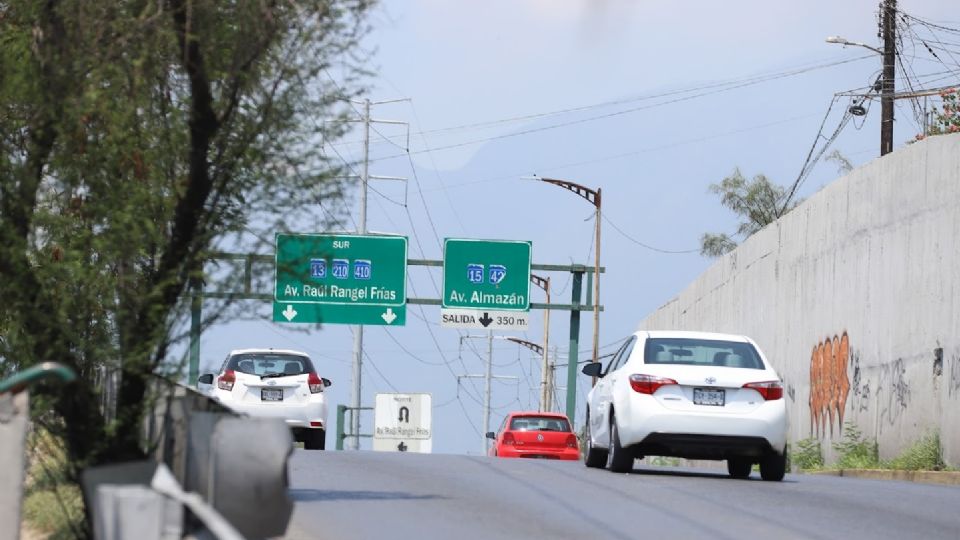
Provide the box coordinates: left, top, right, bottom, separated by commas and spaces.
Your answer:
485, 431, 496, 440
198, 373, 214, 385
581, 362, 603, 378
322, 378, 332, 387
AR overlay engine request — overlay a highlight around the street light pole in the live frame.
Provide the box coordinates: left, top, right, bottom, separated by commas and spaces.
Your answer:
505, 336, 550, 411
530, 274, 551, 412
592, 188, 601, 384
536, 178, 602, 386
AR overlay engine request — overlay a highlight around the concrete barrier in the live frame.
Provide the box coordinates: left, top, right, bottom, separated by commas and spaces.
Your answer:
187, 412, 294, 539
0, 391, 28, 540
638, 133, 960, 464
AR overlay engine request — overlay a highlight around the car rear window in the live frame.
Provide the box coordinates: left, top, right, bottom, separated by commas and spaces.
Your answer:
227, 353, 314, 376
509, 416, 571, 432
644, 338, 764, 369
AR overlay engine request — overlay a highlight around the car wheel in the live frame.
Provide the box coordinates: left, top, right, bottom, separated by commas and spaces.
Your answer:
759, 448, 787, 481
304, 428, 326, 450
583, 409, 608, 468
727, 458, 752, 479
606, 414, 633, 473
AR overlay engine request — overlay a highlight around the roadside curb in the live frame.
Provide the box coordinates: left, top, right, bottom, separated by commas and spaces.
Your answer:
805, 469, 960, 486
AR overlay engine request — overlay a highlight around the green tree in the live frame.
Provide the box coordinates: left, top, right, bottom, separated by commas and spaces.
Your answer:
0, 0, 372, 514
700, 168, 800, 257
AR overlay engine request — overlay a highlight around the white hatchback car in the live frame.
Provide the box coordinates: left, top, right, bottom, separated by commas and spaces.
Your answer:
582, 331, 788, 480
199, 349, 331, 450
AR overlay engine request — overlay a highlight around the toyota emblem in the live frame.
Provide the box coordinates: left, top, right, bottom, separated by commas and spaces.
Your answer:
267, 380, 277, 386
704, 376, 717, 385
537, 433, 544, 442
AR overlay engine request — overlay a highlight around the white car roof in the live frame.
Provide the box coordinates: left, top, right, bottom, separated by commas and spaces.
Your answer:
638, 330, 752, 343
228, 348, 310, 357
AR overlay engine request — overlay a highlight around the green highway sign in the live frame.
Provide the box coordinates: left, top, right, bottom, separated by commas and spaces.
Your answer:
274, 233, 407, 325
442, 238, 531, 311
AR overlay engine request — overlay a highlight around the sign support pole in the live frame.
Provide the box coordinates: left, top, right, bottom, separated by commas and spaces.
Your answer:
565, 271, 583, 423
483, 330, 493, 454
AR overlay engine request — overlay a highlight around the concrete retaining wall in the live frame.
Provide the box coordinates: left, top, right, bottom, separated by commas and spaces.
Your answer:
637, 133, 960, 464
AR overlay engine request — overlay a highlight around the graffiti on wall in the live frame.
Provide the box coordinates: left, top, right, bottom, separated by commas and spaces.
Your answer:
877, 358, 910, 430
809, 332, 850, 437
848, 350, 871, 413
949, 350, 960, 399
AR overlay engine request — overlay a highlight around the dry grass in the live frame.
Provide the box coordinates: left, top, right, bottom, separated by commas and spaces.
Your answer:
21, 426, 85, 539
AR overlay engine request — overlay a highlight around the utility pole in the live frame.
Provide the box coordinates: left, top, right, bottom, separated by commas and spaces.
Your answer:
346, 98, 409, 450
881, 0, 896, 156
459, 334, 519, 454
347, 99, 371, 451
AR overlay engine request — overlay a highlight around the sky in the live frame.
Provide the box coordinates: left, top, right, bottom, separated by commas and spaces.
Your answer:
187, 0, 960, 454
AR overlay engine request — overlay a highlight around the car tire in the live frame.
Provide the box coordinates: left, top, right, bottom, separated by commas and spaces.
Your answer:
583, 410, 608, 468
606, 414, 633, 473
304, 428, 326, 450
759, 448, 787, 481
727, 458, 752, 479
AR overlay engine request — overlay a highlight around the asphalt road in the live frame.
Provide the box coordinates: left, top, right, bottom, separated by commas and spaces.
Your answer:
283, 450, 960, 540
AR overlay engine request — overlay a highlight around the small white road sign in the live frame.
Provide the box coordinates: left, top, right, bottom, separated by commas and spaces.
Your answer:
373, 393, 432, 453
440, 308, 529, 331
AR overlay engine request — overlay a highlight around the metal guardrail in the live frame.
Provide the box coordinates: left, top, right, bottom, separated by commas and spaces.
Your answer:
0, 362, 77, 394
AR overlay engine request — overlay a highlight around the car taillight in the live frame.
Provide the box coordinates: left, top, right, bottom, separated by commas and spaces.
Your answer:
308, 372, 324, 394
503, 432, 516, 445
217, 370, 235, 391
743, 380, 783, 400
629, 374, 678, 394
565, 434, 578, 449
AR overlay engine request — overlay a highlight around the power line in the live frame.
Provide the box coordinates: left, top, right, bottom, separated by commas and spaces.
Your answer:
335, 54, 875, 151
782, 95, 855, 212
602, 214, 699, 254
407, 99, 469, 235
369, 56, 875, 163
417, 110, 822, 194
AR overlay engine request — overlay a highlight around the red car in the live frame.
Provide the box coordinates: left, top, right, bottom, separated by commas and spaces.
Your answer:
487, 412, 580, 460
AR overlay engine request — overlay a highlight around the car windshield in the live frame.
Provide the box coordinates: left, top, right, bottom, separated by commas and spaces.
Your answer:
644, 338, 764, 369
227, 353, 314, 377
509, 416, 571, 432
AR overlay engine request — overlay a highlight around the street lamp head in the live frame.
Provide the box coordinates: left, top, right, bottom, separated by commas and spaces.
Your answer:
826, 36, 849, 45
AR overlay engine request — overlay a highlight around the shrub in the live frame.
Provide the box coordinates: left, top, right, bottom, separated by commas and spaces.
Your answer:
885, 431, 945, 471
833, 423, 880, 469
792, 437, 824, 470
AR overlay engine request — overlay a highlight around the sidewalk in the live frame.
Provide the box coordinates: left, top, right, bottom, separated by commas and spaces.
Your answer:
806, 469, 960, 486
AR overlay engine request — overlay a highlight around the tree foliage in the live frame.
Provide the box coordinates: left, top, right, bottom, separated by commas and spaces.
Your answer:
915, 87, 960, 141
699, 168, 799, 257
0, 0, 372, 483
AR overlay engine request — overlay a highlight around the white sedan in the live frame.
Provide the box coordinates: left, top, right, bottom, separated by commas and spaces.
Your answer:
582, 331, 788, 480
199, 348, 331, 450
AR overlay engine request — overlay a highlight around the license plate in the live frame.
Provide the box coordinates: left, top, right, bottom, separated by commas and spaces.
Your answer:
261, 388, 283, 402
693, 388, 725, 406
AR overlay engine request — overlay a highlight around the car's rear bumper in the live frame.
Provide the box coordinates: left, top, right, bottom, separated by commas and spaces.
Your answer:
618, 396, 787, 458
496, 446, 580, 460
217, 398, 327, 430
